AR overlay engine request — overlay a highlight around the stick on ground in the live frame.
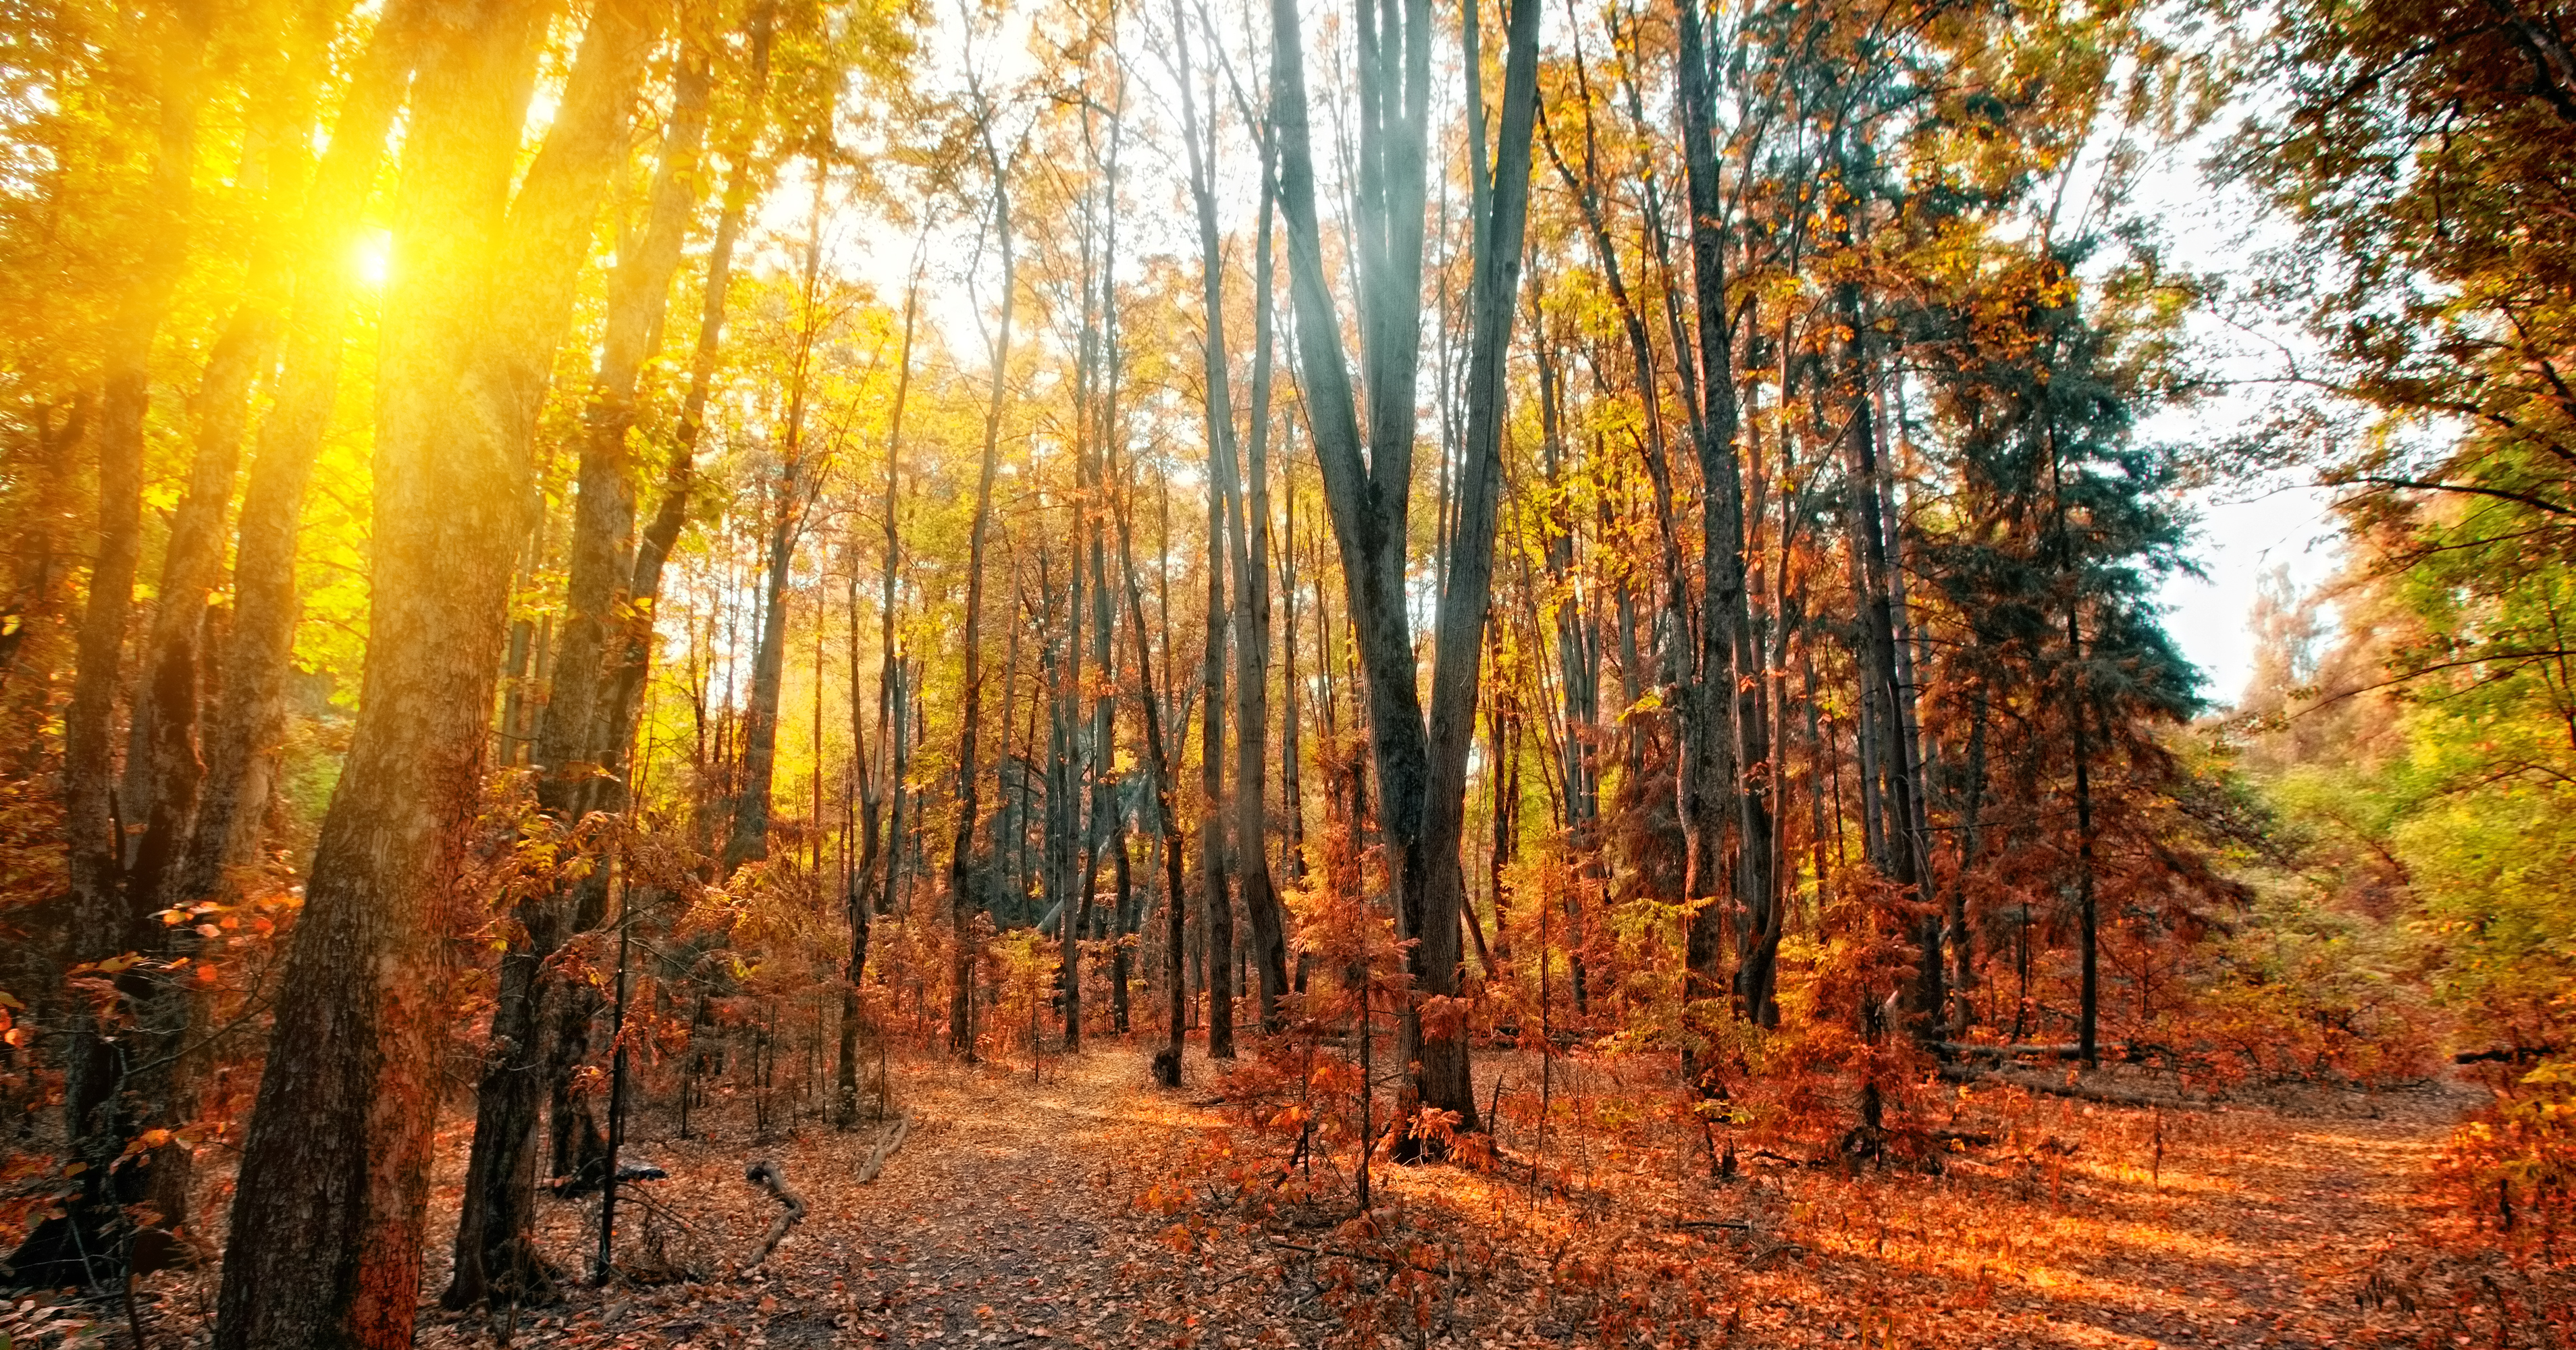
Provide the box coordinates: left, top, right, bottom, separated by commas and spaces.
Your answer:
739, 1160, 807, 1276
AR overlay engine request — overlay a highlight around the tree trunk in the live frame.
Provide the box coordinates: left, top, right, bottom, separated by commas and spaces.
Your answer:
446, 34, 708, 1310
1118, 497, 1190, 1067
1268, 0, 1535, 1134
30, 0, 206, 1290
1072, 86, 1125, 1051
1673, 0, 1768, 1040
1230, 136, 1287, 1030
215, 1, 654, 1343
727, 151, 832, 871
1169, 10, 1235, 1058
839, 258, 916, 1121
949, 113, 1014, 1058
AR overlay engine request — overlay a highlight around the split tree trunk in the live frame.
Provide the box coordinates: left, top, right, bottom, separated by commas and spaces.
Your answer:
1267, 0, 1540, 1132
445, 29, 708, 1310
215, 2, 656, 1343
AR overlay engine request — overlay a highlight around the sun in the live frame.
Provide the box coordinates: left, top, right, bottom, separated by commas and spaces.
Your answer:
350, 226, 391, 290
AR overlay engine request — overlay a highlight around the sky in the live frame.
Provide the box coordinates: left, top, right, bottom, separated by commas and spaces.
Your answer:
2125, 98, 2344, 710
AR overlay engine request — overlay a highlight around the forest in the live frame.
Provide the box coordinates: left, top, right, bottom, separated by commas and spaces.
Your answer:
0, 0, 2571, 1344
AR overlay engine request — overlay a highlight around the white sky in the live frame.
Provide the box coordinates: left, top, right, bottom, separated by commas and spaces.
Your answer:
2125, 104, 2343, 709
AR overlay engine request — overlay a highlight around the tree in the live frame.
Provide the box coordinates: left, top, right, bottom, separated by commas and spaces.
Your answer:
1267, 0, 1540, 1132
215, 1, 658, 1342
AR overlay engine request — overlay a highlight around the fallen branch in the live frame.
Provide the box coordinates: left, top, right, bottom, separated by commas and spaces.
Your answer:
738, 1160, 807, 1276
856, 1112, 914, 1185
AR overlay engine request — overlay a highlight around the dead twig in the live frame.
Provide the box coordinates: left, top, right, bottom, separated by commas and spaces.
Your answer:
1268, 1239, 1452, 1277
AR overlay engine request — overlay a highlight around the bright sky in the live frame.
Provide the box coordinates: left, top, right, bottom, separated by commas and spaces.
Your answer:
2128, 115, 2343, 710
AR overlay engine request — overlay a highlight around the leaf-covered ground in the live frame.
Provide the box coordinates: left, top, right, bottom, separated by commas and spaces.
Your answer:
81, 1046, 2571, 1348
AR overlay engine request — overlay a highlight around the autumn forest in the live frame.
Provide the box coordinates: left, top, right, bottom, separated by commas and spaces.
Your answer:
1, 0, 2572, 1345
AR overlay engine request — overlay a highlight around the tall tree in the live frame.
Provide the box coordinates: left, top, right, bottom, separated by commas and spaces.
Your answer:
1267, 0, 1540, 1131
215, 0, 659, 1342
29, 0, 211, 1287
949, 88, 1017, 1056
446, 26, 714, 1307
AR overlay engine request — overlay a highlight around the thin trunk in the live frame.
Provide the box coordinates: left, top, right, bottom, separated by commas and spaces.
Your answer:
841, 253, 918, 1122
949, 115, 1015, 1057
728, 152, 831, 870
1172, 9, 1234, 1058
1231, 128, 1287, 1031
1119, 495, 1190, 1065
37, 0, 207, 1287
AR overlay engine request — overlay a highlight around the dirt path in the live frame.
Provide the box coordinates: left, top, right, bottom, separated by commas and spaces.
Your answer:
411, 1046, 1229, 1350
1920, 1102, 2458, 1347
379, 1052, 2497, 1349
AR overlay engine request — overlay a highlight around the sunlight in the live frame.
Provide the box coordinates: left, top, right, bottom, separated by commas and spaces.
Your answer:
350, 226, 390, 290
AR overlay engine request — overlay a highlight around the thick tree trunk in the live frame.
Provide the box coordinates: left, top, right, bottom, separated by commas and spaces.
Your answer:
1671, 0, 1768, 1040
214, 1, 654, 1343
1269, 0, 1533, 1133
1270, 0, 1442, 1118
1198, 450, 1232, 1058
182, 1, 418, 905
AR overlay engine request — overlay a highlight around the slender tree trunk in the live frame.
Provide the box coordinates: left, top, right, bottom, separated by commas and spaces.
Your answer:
1230, 136, 1288, 1029
728, 153, 832, 871
1168, 9, 1237, 1057
1073, 83, 1126, 1050
839, 256, 917, 1121
34, 0, 207, 1286
2051, 426, 2101, 1065
445, 36, 708, 1308
949, 114, 1015, 1057
1119, 495, 1190, 1069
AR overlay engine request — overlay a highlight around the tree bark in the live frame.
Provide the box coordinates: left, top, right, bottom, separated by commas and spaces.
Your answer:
1169, 9, 1236, 1057
445, 34, 708, 1310
215, 0, 655, 1342
949, 109, 1015, 1058
1230, 134, 1288, 1031
727, 148, 832, 871
1268, 0, 1535, 1133
839, 258, 917, 1122
30, 0, 207, 1289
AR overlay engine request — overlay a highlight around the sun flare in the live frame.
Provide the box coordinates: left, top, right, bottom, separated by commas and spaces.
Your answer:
350, 227, 391, 290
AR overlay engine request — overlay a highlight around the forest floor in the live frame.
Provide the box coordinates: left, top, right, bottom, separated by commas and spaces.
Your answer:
88, 1041, 2571, 1349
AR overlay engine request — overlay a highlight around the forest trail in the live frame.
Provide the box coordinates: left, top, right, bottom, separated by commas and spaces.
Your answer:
411, 1046, 1234, 1350
384, 1052, 2486, 1349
